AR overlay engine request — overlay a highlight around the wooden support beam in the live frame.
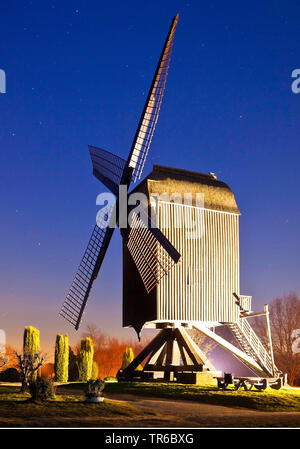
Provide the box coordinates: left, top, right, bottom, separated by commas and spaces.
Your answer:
172, 340, 181, 365
145, 364, 203, 372
123, 329, 171, 372
264, 304, 275, 377
164, 332, 177, 380
144, 343, 167, 370
192, 323, 266, 375
240, 311, 267, 319
178, 340, 188, 366
178, 328, 216, 371
175, 328, 205, 366
122, 327, 216, 377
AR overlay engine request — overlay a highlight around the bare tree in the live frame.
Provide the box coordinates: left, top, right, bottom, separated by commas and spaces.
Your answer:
15, 351, 45, 392
82, 324, 101, 343
253, 292, 300, 385
0, 345, 18, 374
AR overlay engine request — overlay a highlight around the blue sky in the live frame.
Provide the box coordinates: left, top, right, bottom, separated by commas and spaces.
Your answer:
0, 0, 300, 352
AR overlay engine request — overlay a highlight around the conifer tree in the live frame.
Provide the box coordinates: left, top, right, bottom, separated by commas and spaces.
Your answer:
78, 337, 94, 381
23, 326, 40, 354
91, 360, 99, 380
121, 347, 134, 370
121, 347, 143, 371
23, 326, 40, 380
54, 334, 69, 382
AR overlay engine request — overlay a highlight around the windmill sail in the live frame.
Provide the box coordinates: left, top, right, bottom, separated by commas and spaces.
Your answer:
59, 205, 115, 330
89, 145, 126, 196
60, 15, 180, 330
127, 14, 179, 183
126, 208, 180, 293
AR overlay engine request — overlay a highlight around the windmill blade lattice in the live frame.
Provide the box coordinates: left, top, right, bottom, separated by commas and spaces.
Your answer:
89, 145, 126, 195
59, 204, 115, 330
128, 14, 179, 182
126, 209, 180, 293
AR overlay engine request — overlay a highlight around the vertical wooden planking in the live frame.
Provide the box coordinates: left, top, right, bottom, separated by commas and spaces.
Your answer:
157, 201, 239, 324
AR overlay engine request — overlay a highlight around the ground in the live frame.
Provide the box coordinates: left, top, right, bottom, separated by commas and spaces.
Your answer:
1, 382, 300, 427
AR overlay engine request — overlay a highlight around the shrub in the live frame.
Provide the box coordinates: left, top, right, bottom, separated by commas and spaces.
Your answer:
28, 379, 56, 402
121, 347, 142, 371
104, 376, 118, 383
40, 363, 55, 379
85, 379, 105, 398
54, 334, 69, 382
0, 368, 20, 382
78, 337, 94, 382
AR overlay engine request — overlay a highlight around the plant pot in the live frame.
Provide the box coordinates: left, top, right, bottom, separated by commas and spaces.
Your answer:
85, 396, 104, 403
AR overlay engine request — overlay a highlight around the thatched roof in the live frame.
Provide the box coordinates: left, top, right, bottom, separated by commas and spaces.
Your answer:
132, 165, 240, 214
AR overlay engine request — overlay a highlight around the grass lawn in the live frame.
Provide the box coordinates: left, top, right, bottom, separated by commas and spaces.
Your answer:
102, 381, 300, 412
0, 385, 146, 427
2, 381, 300, 427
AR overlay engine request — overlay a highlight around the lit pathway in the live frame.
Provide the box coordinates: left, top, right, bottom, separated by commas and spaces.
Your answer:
104, 392, 300, 427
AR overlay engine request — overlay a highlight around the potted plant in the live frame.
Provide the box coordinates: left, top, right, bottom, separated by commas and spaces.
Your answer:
85, 379, 105, 403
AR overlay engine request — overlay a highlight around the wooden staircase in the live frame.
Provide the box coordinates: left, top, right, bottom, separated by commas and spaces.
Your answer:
228, 317, 278, 377
192, 321, 279, 377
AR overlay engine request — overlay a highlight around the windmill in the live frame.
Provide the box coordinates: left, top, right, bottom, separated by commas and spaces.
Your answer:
60, 14, 283, 386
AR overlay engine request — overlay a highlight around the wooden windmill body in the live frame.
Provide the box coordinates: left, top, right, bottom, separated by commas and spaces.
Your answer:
60, 15, 280, 382
123, 164, 242, 334
121, 165, 278, 380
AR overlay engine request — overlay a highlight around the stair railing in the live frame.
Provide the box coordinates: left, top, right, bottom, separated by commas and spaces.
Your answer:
236, 316, 274, 376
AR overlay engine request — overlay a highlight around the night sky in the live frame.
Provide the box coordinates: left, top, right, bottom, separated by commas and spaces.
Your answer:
0, 1, 299, 356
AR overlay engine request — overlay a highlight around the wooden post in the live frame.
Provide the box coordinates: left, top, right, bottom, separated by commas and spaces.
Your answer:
264, 304, 275, 377
164, 332, 175, 381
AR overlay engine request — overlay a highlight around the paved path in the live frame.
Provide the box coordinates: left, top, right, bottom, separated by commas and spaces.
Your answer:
105, 392, 300, 427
